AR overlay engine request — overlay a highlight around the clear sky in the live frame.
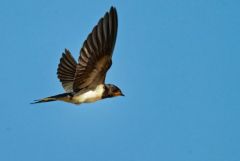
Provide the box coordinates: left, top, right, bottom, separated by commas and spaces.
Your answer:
0, 0, 240, 161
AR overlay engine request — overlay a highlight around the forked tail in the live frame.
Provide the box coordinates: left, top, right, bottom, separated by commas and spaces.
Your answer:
31, 93, 72, 104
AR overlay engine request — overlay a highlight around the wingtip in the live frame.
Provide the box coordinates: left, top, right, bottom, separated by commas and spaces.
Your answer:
110, 6, 116, 10
110, 6, 117, 13
65, 48, 69, 53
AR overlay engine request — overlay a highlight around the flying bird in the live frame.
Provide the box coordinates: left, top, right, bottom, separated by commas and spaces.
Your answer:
32, 6, 124, 105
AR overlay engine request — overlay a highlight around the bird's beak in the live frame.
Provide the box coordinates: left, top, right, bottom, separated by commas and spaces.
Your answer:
114, 91, 124, 96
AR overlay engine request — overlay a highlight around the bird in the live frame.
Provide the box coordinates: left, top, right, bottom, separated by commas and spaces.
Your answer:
32, 6, 124, 105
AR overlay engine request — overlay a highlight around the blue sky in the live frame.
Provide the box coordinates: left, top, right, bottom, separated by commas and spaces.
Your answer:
0, 0, 240, 161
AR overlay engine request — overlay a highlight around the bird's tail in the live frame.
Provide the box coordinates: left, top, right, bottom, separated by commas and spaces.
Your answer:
31, 93, 72, 104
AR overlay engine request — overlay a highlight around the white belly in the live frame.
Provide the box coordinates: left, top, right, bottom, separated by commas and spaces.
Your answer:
72, 84, 104, 104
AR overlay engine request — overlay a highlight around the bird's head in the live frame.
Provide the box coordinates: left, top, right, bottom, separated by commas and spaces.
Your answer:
103, 84, 124, 98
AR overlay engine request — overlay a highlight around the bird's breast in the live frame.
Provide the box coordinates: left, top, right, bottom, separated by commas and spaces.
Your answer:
72, 84, 105, 104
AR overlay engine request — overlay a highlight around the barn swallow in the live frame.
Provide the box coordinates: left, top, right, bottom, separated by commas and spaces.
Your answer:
32, 6, 124, 105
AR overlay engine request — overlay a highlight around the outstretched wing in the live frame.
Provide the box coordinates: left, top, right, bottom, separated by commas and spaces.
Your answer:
73, 6, 118, 92
57, 49, 77, 92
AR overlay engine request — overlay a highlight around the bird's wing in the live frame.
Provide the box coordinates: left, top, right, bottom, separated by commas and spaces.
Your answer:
57, 49, 77, 92
73, 7, 118, 92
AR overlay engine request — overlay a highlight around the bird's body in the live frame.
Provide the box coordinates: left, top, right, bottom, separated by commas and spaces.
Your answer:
32, 6, 124, 105
72, 84, 105, 104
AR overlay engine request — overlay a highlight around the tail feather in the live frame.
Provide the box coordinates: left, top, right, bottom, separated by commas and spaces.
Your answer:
31, 93, 72, 104
31, 98, 56, 104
